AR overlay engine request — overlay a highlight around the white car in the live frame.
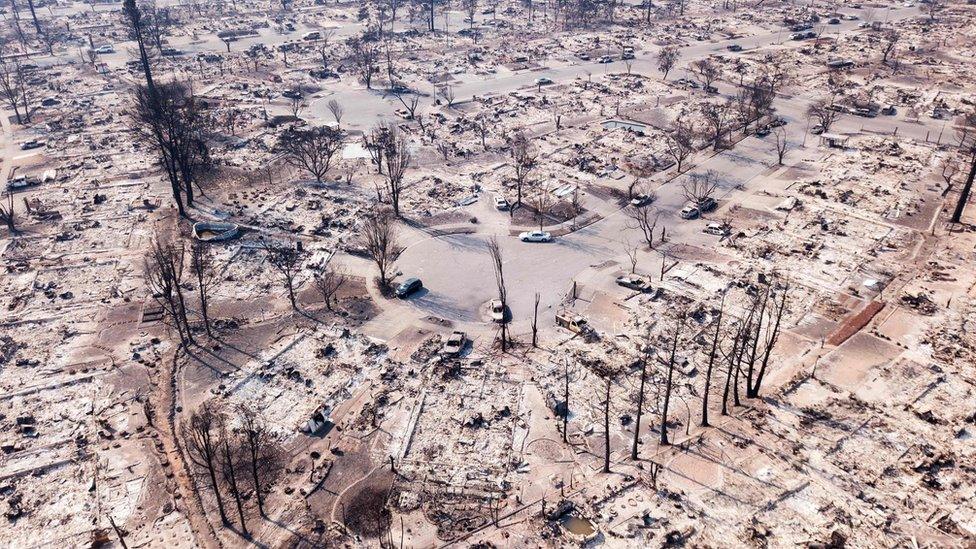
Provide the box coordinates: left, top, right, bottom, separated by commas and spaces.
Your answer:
679, 204, 700, 220
519, 230, 552, 242
703, 223, 730, 236
95, 45, 114, 54
494, 196, 509, 210
630, 194, 654, 207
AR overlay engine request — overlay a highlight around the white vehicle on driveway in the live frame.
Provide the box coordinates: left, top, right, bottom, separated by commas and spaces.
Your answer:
519, 230, 552, 242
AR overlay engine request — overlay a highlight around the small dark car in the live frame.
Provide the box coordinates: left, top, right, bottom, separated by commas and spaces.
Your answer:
395, 278, 423, 298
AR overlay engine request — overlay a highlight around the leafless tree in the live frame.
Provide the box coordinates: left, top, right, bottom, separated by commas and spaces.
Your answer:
289, 94, 308, 118
531, 292, 540, 347
656, 45, 679, 81
0, 57, 32, 125
880, 30, 900, 65
508, 130, 537, 208
132, 82, 212, 216
664, 117, 697, 173
631, 329, 652, 460
0, 192, 16, 234
926, 0, 944, 21
218, 428, 249, 537
183, 401, 230, 525
531, 186, 552, 231
473, 115, 491, 151
263, 241, 305, 310
190, 242, 217, 337
657, 308, 687, 445
236, 406, 281, 518
950, 112, 976, 223
701, 294, 725, 427
700, 99, 734, 150
592, 362, 621, 472
314, 265, 346, 311
141, 1, 173, 52
487, 237, 509, 351
349, 35, 379, 89
807, 98, 840, 133
439, 85, 456, 107
690, 58, 720, 91
623, 239, 639, 274
145, 237, 193, 345
378, 123, 411, 216
327, 99, 344, 126
745, 280, 789, 398
392, 87, 422, 120
358, 209, 403, 290
773, 127, 790, 165
277, 126, 345, 183
626, 206, 660, 249
682, 170, 719, 215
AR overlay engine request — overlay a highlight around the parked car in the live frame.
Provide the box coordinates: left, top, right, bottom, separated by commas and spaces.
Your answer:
726, 44, 743, 52
302, 31, 321, 41
630, 194, 653, 207
854, 107, 876, 118
555, 311, 596, 338
490, 299, 505, 322
395, 277, 423, 298
20, 140, 45, 150
598, 55, 614, 63
616, 275, 650, 292
441, 331, 466, 356
679, 204, 700, 220
770, 117, 787, 127
703, 223, 730, 236
282, 89, 303, 99
704, 85, 719, 94
519, 230, 552, 242
95, 45, 114, 54
535, 77, 553, 85
494, 196, 509, 210
811, 124, 825, 135
828, 17, 840, 24
699, 196, 718, 212
881, 105, 897, 115
577, 52, 591, 60
755, 125, 772, 137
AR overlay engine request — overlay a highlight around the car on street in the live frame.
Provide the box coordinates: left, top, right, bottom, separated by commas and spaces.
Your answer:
704, 85, 719, 93
679, 204, 700, 219
577, 52, 591, 60
828, 17, 840, 24
95, 45, 114, 54
535, 77, 553, 85
770, 117, 787, 127
395, 277, 423, 298
703, 222, 730, 236
519, 230, 552, 242
20, 140, 45, 150
881, 105, 897, 115
598, 55, 614, 63
755, 125, 771, 137
490, 299, 505, 322
726, 44, 743, 52
630, 193, 654, 207
616, 275, 650, 292
494, 196, 509, 210
302, 31, 322, 41
282, 89, 303, 99
699, 196, 718, 212
441, 331, 466, 356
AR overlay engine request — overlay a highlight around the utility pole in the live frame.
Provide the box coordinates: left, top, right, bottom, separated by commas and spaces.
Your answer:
950, 150, 976, 224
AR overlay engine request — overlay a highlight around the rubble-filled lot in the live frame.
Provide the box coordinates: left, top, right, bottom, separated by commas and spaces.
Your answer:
2, 0, 975, 547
